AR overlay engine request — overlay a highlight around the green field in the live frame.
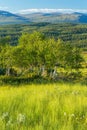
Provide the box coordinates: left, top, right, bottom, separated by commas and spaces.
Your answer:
0, 84, 87, 130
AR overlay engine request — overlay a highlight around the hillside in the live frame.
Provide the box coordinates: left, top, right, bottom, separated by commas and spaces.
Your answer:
0, 23, 87, 50
20, 12, 87, 23
0, 10, 87, 24
0, 10, 30, 24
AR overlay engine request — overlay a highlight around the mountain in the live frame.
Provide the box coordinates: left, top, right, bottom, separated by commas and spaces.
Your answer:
0, 10, 30, 24
0, 10, 87, 24
21, 12, 87, 23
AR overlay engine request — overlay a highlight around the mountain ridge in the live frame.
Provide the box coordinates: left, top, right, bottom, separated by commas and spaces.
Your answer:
0, 10, 87, 24
0, 10, 30, 25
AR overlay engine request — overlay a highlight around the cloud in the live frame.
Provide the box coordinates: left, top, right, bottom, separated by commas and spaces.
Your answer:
0, 6, 9, 10
18, 8, 87, 14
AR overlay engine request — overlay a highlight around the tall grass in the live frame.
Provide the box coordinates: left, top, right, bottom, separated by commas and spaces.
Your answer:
0, 83, 87, 130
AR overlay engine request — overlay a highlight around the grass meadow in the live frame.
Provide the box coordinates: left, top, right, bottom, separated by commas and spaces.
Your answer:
0, 83, 87, 130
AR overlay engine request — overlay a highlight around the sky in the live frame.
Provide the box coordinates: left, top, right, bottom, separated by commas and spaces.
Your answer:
0, 0, 87, 14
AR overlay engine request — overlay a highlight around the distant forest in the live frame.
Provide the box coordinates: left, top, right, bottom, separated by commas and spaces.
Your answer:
0, 23, 87, 51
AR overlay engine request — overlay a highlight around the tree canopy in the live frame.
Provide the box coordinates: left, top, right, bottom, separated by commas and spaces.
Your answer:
0, 31, 84, 78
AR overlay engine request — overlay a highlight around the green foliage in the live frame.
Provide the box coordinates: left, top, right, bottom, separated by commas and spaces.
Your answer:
0, 36, 11, 46
16, 32, 59, 71
0, 45, 14, 75
58, 42, 84, 71
0, 31, 85, 80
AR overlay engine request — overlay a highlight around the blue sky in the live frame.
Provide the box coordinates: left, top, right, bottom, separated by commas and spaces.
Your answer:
0, 0, 87, 13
